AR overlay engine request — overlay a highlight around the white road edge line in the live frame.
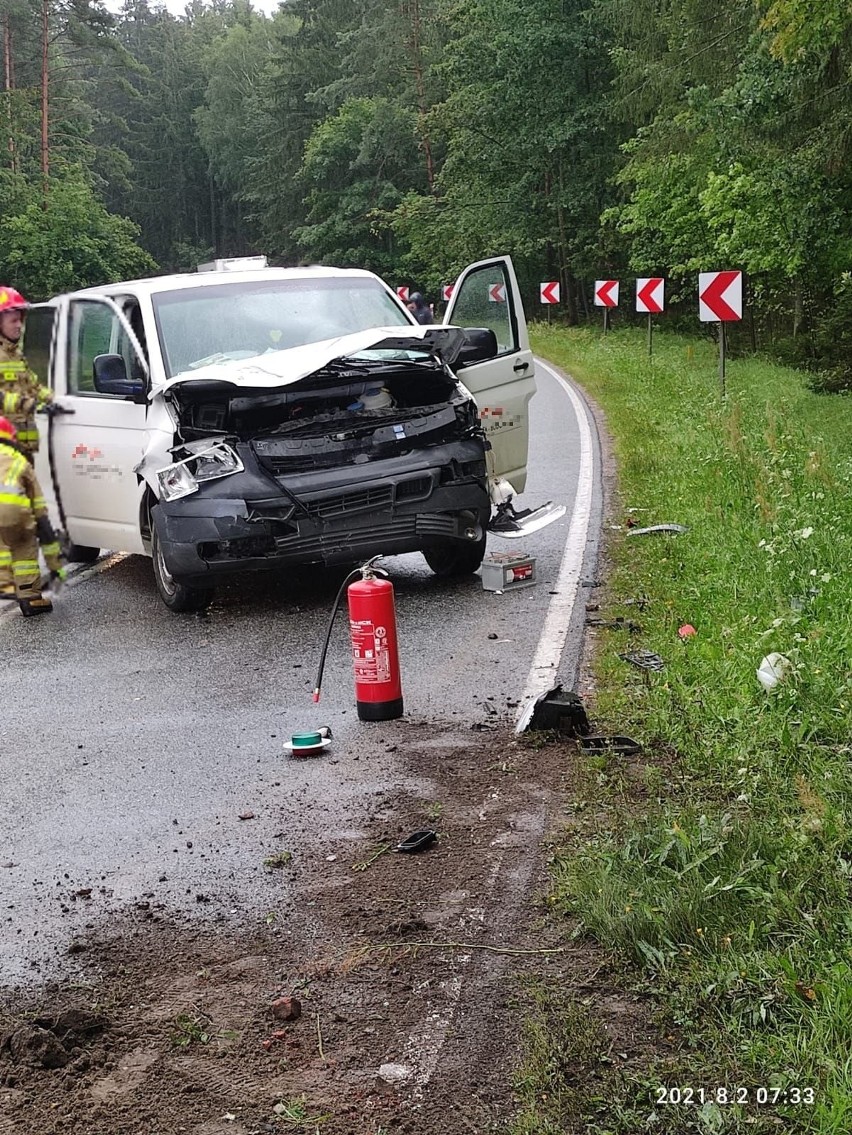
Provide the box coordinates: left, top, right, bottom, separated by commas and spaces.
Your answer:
514, 358, 595, 732
0, 553, 127, 623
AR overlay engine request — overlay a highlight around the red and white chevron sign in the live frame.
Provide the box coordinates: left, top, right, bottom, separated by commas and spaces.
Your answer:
594, 279, 619, 308
540, 281, 560, 305
699, 271, 742, 322
636, 277, 665, 314
442, 284, 454, 302
488, 282, 507, 303
396, 286, 410, 303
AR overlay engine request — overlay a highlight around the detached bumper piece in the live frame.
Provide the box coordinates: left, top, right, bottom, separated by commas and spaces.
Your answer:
516, 685, 590, 735
489, 500, 566, 538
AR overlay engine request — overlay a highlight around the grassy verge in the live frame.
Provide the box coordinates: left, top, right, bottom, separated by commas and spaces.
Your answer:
515, 326, 852, 1134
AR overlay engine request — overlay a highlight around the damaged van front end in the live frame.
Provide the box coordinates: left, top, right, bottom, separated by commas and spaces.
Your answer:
143, 328, 493, 600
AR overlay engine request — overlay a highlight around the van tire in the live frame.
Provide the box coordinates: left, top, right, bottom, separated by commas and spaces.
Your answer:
151, 526, 212, 613
423, 533, 487, 578
65, 543, 100, 564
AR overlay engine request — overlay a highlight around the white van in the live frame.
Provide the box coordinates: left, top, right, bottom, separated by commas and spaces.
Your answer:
26, 256, 560, 611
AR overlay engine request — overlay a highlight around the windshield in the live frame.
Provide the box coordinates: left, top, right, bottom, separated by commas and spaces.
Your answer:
152, 277, 412, 378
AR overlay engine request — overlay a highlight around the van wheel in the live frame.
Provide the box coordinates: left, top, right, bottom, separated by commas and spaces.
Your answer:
65, 543, 100, 564
423, 533, 487, 578
152, 527, 212, 613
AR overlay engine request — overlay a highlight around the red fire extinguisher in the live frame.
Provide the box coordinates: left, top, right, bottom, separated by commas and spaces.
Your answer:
312, 557, 403, 721
348, 563, 403, 721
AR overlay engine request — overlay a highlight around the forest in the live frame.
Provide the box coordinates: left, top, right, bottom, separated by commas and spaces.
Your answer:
0, 0, 849, 384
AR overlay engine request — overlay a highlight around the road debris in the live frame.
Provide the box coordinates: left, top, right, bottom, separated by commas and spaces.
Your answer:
619, 649, 665, 671
678, 624, 697, 638
626, 523, 689, 537
578, 735, 643, 756
283, 728, 332, 757
481, 551, 537, 592
238, 811, 255, 821
395, 829, 437, 854
377, 1062, 412, 1088
586, 615, 641, 632
516, 684, 590, 735
263, 851, 293, 869
271, 996, 302, 1022
757, 652, 792, 692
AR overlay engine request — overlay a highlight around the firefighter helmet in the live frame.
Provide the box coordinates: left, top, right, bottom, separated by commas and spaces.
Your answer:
0, 416, 17, 441
0, 287, 29, 314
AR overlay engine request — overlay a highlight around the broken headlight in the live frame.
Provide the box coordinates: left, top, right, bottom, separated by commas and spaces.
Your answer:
157, 441, 244, 502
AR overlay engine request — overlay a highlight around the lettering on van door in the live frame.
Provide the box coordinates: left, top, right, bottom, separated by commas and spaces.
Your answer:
71, 444, 124, 479
478, 407, 522, 434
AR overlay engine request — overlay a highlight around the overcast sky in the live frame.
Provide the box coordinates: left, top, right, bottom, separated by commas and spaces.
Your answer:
105, 0, 284, 17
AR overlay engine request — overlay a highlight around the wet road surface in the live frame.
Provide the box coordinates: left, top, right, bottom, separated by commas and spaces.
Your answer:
0, 360, 602, 985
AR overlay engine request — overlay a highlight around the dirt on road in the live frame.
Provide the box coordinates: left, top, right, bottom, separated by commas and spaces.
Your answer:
0, 722, 660, 1135
1, 723, 555, 1134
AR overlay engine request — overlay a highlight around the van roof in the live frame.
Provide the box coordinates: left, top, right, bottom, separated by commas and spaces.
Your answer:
63, 265, 382, 301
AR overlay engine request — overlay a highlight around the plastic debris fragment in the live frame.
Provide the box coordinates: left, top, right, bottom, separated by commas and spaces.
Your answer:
578, 735, 643, 756
626, 523, 689, 537
757, 653, 791, 692
619, 649, 665, 671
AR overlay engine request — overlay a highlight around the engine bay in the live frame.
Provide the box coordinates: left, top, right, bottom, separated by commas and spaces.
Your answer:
168, 359, 482, 471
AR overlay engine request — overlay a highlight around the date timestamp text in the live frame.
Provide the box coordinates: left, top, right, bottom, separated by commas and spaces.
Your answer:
656, 1086, 816, 1106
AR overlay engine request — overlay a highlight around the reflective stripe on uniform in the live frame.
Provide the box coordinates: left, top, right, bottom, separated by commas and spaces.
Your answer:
2, 391, 20, 412
0, 549, 11, 564
13, 560, 39, 576
40, 541, 60, 556
0, 492, 29, 506
16, 429, 38, 442
0, 361, 27, 380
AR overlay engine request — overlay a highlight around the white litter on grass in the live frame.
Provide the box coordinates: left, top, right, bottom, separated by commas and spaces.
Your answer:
757, 652, 792, 692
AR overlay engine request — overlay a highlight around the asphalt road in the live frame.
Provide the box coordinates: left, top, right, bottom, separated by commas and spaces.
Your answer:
0, 360, 602, 986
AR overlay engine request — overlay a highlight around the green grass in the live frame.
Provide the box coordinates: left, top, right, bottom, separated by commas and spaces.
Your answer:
516, 326, 852, 1134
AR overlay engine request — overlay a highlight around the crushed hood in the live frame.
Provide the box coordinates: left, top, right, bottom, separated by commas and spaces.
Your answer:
153, 326, 467, 397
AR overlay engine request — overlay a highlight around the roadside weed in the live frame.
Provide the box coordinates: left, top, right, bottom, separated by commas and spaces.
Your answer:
272, 1095, 331, 1127
169, 1010, 237, 1049
523, 327, 852, 1134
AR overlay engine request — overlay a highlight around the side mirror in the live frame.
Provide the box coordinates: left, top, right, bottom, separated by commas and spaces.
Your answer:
93, 354, 146, 401
455, 328, 499, 367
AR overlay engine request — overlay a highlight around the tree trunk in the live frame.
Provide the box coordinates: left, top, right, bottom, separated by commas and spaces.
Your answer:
403, 0, 434, 192
792, 279, 803, 338
3, 14, 15, 173
564, 272, 579, 325
41, 0, 49, 198
556, 160, 578, 323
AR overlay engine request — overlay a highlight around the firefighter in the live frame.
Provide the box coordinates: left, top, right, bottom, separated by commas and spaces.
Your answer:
0, 416, 65, 615
0, 286, 52, 458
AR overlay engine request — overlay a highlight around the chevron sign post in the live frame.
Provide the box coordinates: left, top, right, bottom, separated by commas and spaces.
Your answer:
699, 271, 743, 396
540, 281, 560, 304
594, 279, 619, 334
396, 286, 410, 303
699, 271, 742, 322
636, 277, 665, 356
594, 279, 618, 307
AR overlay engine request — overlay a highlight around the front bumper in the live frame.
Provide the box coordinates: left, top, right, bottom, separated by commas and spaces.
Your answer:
153, 438, 489, 582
